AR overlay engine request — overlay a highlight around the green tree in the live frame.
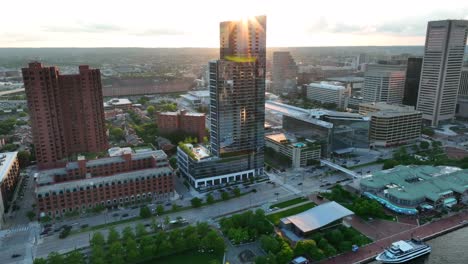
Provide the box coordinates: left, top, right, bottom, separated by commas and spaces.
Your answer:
46, 252, 64, 264
196, 222, 210, 237
140, 206, 152, 218
107, 227, 120, 245
191, 197, 202, 208
109, 127, 125, 141
90, 232, 105, 247
233, 187, 241, 197
221, 191, 230, 201
420, 141, 430, 150
33, 258, 47, 264
206, 193, 215, 204
135, 223, 147, 237
326, 229, 344, 246
125, 238, 139, 263
122, 226, 135, 241
26, 211, 35, 221
64, 250, 85, 264
108, 241, 125, 264
140, 236, 155, 259
91, 244, 106, 264
383, 159, 399, 170
156, 205, 164, 215
169, 157, 177, 169
255, 252, 277, 264
201, 230, 225, 254
17, 150, 31, 168
259, 235, 280, 253
276, 241, 294, 264
146, 105, 156, 116
294, 239, 317, 256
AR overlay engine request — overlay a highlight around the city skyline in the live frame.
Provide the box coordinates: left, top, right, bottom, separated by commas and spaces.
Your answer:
2, 0, 468, 48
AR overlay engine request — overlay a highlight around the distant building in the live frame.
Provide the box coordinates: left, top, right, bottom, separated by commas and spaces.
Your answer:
156, 110, 207, 142
265, 133, 321, 168
104, 98, 132, 110
363, 64, 406, 104
402, 57, 423, 107
35, 149, 174, 218
22, 62, 108, 170
180, 90, 210, 107
306, 81, 350, 109
272, 51, 298, 95
456, 68, 468, 118
360, 165, 468, 213
0, 152, 20, 228
417, 20, 468, 126
360, 102, 422, 147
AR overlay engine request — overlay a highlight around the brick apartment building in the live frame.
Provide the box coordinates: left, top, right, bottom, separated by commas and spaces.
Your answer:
0, 152, 20, 228
22, 62, 108, 170
35, 149, 174, 218
156, 110, 206, 142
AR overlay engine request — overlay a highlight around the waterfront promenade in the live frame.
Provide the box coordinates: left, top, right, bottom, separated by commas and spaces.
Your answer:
320, 211, 468, 264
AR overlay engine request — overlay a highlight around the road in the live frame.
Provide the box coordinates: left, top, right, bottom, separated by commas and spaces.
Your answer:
0, 88, 24, 96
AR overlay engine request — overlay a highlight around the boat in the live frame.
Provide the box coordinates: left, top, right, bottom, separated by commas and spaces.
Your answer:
375, 239, 431, 263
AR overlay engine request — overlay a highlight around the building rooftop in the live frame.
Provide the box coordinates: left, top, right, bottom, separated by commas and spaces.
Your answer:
188, 90, 210, 97
327, 77, 365, 83
0, 152, 17, 182
360, 102, 421, 118
265, 133, 288, 143
104, 98, 132, 107
281, 201, 354, 233
308, 81, 346, 91
360, 165, 468, 202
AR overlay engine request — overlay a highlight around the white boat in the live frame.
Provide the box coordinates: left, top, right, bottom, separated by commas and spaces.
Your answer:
375, 239, 431, 263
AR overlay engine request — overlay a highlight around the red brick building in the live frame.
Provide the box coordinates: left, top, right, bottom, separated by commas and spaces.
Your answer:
156, 110, 206, 142
35, 149, 174, 218
22, 62, 108, 169
0, 152, 20, 228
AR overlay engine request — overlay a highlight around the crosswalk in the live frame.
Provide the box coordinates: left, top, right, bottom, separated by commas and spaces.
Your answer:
8, 225, 31, 233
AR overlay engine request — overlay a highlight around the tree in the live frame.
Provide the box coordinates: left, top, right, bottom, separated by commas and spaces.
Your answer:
135, 223, 147, 237
169, 157, 177, 169
17, 150, 31, 168
171, 203, 178, 211
140, 206, 152, 218
108, 241, 125, 264
26, 211, 36, 221
191, 197, 202, 208
46, 252, 64, 264
196, 222, 210, 237
64, 250, 85, 264
91, 244, 106, 264
146, 105, 156, 116
255, 252, 277, 264
107, 227, 120, 245
221, 191, 230, 201
276, 241, 294, 264
383, 159, 399, 170
109, 127, 125, 141
90, 232, 105, 247
201, 230, 225, 254
125, 238, 139, 263
294, 239, 317, 257
140, 236, 155, 259
260, 235, 280, 253
33, 258, 47, 264
156, 205, 164, 215
422, 127, 435, 136
326, 229, 344, 246
122, 226, 135, 241
206, 193, 215, 204
233, 187, 241, 197
420, 141, 430, 150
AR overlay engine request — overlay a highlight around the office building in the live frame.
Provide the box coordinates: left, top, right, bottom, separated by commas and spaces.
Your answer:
403, 57, 423, 107
361, 165, 468, 213
306, 81, 350, 109
363, 64, 406, 104
265, 133, 321, 168
360, 102, 422, 147
456, 68, 468, 118
156, 110, 207, 142
272, 51, 298, 94
178, 16, 266, 188
35, 149, 174, 218
417, 20, 468, 126
22, 62, 108, 170
0, 152, 20, 228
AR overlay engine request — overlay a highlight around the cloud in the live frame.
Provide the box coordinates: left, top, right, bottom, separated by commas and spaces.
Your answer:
0, 33, 46, 44
43, 23, 123, 33
132, 29, 186, 37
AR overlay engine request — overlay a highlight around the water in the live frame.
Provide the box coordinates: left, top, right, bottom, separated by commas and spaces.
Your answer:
370, 227, 468, 264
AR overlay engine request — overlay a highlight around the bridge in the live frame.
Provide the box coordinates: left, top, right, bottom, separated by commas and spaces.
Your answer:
320, 159, 360, 179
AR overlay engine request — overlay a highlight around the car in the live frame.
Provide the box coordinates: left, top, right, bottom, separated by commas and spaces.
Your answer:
165, 202, 171, 206
40, 231, 48, 235
297, 183, 303, 186
112, 213, 119, 217
122, 213, 129, 218
144, 223, 151, 227
11, 254, 21, 258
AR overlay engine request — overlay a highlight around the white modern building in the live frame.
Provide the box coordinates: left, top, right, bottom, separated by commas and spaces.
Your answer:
362, 64, 406, 104
265, 133, 321, 168
417, 20, 468, 126
306, 81, 350, 109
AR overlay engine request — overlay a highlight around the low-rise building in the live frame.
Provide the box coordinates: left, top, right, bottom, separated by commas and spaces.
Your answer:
360, 165, 468, 213
104, 98, 133, 110
156, 110, 207, 142
180, 90, 210, 106
0, 152, 20, 228
35, 149, 174, 218
306, 81, 350, 109
265, 133, 321, 168
360, 102, 422, 147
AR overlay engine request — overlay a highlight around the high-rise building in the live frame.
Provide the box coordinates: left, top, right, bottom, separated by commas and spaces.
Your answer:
362, 64, 407, 104
306, 81, 350, 109
403, 57, 423, 107
22, 62, 108, 169
272, 51, 298, 95
416, 20, 468, 126
456, 67, 468, 118
0, 152, 20, 228
178, 16, 266, 188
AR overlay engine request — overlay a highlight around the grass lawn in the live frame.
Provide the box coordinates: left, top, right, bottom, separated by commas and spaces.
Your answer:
269, 197, 308, 209
267, 202, 316, 225
140, 251, 223, 264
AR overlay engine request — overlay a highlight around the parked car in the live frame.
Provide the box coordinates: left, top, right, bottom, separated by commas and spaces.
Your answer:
11, 254, 21, 258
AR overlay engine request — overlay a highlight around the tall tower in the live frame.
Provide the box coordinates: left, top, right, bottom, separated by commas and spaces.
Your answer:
210, 16, 266, 176
416, 20, 468, 126
272, 51, 298, 95
22, 62, 108, 169
363, 64, 406, 104
403, 57, 423, 107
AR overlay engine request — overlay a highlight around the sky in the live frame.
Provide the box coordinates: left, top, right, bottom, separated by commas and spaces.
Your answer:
1, 0, 468, 48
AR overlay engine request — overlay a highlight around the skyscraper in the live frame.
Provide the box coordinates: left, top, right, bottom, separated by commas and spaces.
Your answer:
416, 20, 468, 126
456, 67, 468, 118
22, 62, 108, 169
362, 64, 406, 104
177, 16, 266, 188
403, 57, 423, 107
272, 51, 297, 95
